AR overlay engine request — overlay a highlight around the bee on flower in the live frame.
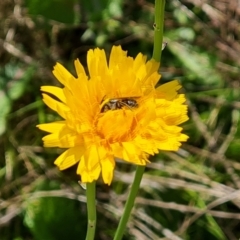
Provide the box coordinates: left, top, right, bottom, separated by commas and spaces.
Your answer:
37, 46, 188, 185
100, 97, 139, 112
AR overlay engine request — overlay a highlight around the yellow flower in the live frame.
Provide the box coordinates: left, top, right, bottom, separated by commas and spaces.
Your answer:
37, 46, 188, 185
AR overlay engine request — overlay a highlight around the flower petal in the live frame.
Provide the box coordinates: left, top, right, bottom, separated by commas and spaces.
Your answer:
155, 80, 182, 100
41, 86, 66, 103
101, 156, 115, 185
109, 45, 127, 70
77, 145, 102, 183
37, 121, 66, 133
42, 93, 69, 119
87, 48, 108, 78
52, 62, 76, 88
54, 146, 85, 170
74, 59, 87, 79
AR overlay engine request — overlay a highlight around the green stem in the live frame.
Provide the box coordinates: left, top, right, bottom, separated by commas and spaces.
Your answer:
113, 166, 145, 240
152, 0, 166, 62
85, 181, 96, 240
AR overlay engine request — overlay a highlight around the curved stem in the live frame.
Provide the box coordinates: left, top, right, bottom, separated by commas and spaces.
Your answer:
113, 166, 145, 240
85, 181, 96, 240
152, 0, 166, 62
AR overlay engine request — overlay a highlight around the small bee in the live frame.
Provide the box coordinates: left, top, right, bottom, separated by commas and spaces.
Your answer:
100, 97, 139, 113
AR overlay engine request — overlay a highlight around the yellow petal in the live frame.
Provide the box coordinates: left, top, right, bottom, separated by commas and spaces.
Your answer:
101, 156, 115, 185
41, 125, 83, 148
77, 146, 101, 183
42, 93, 69, 119
74, 59, 87, 79
87, 48, 108, 78
156, 80, 182, 100
37, 121, 66, 133
146, 59, 160, 76
109, 46, 127, 70
54, 146, 85, 170
41, 86, 66, 103
52, 62, 76, 87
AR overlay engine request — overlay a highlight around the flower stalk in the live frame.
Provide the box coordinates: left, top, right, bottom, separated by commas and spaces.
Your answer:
85, 182, 97, 240
113, 166, 145, 240
153, 0, 166, 62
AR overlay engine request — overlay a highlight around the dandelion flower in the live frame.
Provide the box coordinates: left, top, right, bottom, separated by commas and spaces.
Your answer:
37, 46, 188, 185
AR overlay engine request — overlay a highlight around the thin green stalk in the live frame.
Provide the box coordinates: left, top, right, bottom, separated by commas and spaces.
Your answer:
152, 0, 166, 62
113, 166, 145, 240
85, 181, 96, 240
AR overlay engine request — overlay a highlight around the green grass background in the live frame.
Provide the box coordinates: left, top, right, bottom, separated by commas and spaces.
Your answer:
0, 0, 240, 239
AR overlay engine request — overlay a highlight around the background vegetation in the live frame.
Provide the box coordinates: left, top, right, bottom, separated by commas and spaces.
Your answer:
1, 0, 240, 239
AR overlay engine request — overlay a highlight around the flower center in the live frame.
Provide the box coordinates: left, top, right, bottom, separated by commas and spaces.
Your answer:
96, 105, 139, 143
